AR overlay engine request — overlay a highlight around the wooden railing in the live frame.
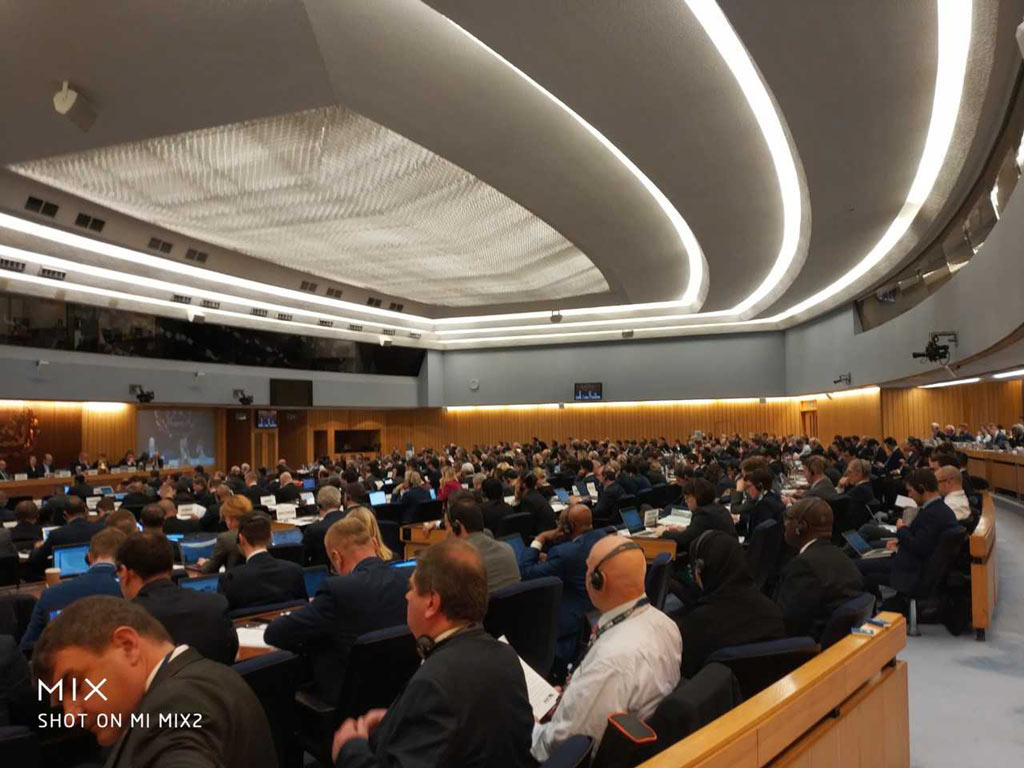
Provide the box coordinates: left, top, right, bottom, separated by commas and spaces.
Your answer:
639, 612, 908, 768
970, 493, 997, 640
963, 448, 1024, 498
0, 466, 194, 499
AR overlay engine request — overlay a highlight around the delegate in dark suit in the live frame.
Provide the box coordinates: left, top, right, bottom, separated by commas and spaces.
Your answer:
517, 489, 556, 534
335, 627, 534, 768
660, 502, 737, 560
21, 562, 122, 649
218, 551, 307, 611
103, 647, 276, 768
131, 579, 238, 665
26, 516, 103, 578
265, 557, 408, 702
744, 491, 785, 534
200, 529, 243, 574
303, 509, 346, 566
163, 515, 202, 536
480, 499, 514, 536
591, 481, 625, 524
774, 539, 864, 639
804, 477, 838, 501
275, 483, 302, 505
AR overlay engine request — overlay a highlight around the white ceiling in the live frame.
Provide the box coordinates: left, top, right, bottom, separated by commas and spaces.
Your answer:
0, 0, 1021, 346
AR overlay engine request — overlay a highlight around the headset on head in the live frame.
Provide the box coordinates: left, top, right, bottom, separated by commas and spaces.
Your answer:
589, 541, 643, 590
689, 529, 718, 580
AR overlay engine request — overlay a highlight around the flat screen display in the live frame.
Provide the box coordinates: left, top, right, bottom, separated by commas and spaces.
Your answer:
53, 544, 90, 577
256, 409, 278, 429
136, 409, 216, 465
573, 382, 603, 402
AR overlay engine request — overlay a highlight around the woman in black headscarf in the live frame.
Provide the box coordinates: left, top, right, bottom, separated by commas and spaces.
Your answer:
680, 530, 785, 678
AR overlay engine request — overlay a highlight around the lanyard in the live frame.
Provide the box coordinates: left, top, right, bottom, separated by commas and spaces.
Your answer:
592, 597, 650, 644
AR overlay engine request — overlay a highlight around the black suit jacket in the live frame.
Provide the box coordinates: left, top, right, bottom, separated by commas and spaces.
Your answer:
480, 499, 514, 536
744, 492, 785, 534
26, 465, 45, 479
592, 481, 626, 524
121, 491, 153, 509
103, 647, 276, 768
218, 551, 307, 611
275, 484, 301, 505
68, 482, 94, 501
335, 627, 534, 768
132, 579, 238, 665
27, 517, 103, 577
774, 539, 864, 639
163, 516, 203, 536
842, 482, 876, 508
265, 557, 408, 702
891, 498, 957, 593
518, 490, 556, 534
303, 509, 346, 566
661, 503, 737, 560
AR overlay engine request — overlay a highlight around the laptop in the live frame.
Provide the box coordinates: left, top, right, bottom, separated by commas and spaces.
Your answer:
842, 531, 896, 559
299, 491, 315, 507
499, 533, 528, 560
42, 526, 58, 542
369, 490, 387, 507
272, 528, 303, 547
166, 533, 184, 542
181, 575, 220, 593
96, 486, 115, 496
303, 565, 328, 598
302, 478, 316, 491
429, 488, 437, 500
554, 488, 570, 504
390, 559, 418, 570
53, 544, 90, 577
179, 538, 217, 565
618, 507, 655, 537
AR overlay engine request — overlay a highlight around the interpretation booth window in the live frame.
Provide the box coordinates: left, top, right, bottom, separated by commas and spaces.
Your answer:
573, 382, 603, 402
334, 429, 381, 453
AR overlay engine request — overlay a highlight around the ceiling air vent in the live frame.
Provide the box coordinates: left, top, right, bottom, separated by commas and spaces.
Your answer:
25, 196, 59, 217
388, 302, 405, 312
318, 320, 333, 328
621, 330, 634, 339
148, 237, 173, 254
276, 313, 293, 321
300, 280, 318, 292
250, 308, 268, 318
201, 299, 220, 309
348, 324, 363, 332
74, 213, 105, 232
381, 328, 396, 336
185, 248, 208, 263
326, 287, 343, 299
410, 332, 422, 340
171, 295, 192, 304
40, 268, 66, 281
0, 258, 26, 273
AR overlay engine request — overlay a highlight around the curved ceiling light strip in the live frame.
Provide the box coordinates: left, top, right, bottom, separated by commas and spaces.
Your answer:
768, 0, 972, 324
435, 8, 708, 310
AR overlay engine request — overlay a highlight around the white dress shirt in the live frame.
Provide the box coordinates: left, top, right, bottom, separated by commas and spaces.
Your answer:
531, 600, 682, 762
943, 490, 971, 522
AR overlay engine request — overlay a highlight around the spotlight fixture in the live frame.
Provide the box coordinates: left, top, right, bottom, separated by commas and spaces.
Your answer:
53, 81, 96, 132
550, 310, 563, 323
128, 384, 154, 403
832, 373, 852, 386
233, 389, 254, 406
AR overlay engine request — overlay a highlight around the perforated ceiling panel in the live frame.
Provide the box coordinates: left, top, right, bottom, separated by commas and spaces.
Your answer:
10, 106, 609, 307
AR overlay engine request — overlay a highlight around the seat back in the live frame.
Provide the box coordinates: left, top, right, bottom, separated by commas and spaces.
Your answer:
644, 552, 672, 611
0, 593, 37, 642
269, 544, 303, 564
484, 577, 563, 678
410, 498, 444, 525
228, 599, 308, 620
540, 734, 594, 768
336, 626, 420, 718
909, 525, 966, 598
372, 503, 404, 525
496, 512, 534, 543
745, 519, 783, 593
377, 519, 402, 557
818, 592, 875, 648
662, 484, 684, 507
636, 488, 658, 509
827, 497, 870, 545
233, 650, 304, 768
0, 556, 18, 588
706, 637, 819, 700
0, 726, 40, 764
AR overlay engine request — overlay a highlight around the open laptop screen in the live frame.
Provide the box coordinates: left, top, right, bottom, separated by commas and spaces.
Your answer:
181, 575, 220, 593
53, 544, 90, 577
499, 534, 528, 560
619, 508, 644, 534
272, 528, 303, 547
303, 566, 328, 598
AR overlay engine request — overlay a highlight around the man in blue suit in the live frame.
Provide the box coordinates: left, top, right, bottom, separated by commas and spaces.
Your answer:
520, 504, 611, 677
265, 516, 409, 702
20, 527, 126, 650
25, 496, 103, 580
857, 468, 958, 599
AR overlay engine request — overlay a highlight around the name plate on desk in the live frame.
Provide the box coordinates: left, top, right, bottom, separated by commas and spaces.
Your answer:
14, 473, 27, 481
178, 504, 204, 519
56, 470, 71, 478
86, 469, 99, 476
586, 483, 599, 498
275, 504, 297, 522
260, 495, 276, 508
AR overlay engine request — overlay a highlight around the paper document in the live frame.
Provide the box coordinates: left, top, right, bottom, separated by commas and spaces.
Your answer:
236, 625, 273, 650
586, 483, 599, 498
661, 514, 691, 528
499, 636, 559, 720
895, 495, 917, 509
261, 495, 276, 507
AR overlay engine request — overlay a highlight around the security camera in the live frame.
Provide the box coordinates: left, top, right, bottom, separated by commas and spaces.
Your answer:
53, 81, 96, 132
912, 332, 956, 364
233, 389, 254, 406
128, 385, 154, 402
833, 373, 851, 386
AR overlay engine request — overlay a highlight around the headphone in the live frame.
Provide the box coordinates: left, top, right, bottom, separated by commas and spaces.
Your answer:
589, 542, 643, 590
416, 635, 436, 660
689, 529, 717, 581
793, 516, 808, 538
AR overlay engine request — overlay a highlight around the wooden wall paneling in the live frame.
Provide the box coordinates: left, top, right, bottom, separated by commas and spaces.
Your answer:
214, 408, 227, 471
881, 380, 1023, 443
81, 404, 136, 464
225, 409, 253, 469
0, 401, 83, 472
277, 410, 309, 467
817, 390, 882, 441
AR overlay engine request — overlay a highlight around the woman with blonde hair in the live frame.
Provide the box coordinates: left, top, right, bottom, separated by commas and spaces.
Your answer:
438, 465, 462, 505
346, 505, 395, 561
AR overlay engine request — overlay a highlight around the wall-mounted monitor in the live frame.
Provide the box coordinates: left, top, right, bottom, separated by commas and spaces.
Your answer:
256, 409, 278, 429
573, 382, 603, 402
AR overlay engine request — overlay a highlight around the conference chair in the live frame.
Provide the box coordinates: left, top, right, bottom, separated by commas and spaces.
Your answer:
0, 556, 18, 588
818, 592, 876, 648
540, 735, 594, 768
591, 663, 742, 768
745, 519, 784, 594
410, 498, 443, 525
234, 650, 304, 768
269, 543, 304, 565
371, 503, 404, 525
705, 637, 820, 700
636, 488, 657, 509
227, 598, 308, 621
0, 726, 39, 765
903, 525, 967, 636
0, 593, 36, 643
295, 625, 420, 766
496, 512, 534, 543
644, 552, 672, 612
827, 497, 871, 546
484, 576, 563, 678
377, 519, 402, 557
662, 484, 684, 508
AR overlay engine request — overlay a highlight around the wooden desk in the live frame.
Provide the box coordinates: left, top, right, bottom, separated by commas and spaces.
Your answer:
0, 466, 196, 499
640, 612, 908, 768
970, 493, 997, 641
963, 448, 1024, 498
233, 607, 296, 661
400, 524, 675, 562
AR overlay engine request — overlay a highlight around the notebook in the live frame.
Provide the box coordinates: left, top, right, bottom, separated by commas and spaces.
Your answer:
842, 531, 895, 559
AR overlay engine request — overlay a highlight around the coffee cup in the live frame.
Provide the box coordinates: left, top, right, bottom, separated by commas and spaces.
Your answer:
45, 567, 61, 587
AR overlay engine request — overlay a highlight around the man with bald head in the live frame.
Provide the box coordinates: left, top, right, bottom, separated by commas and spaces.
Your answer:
774, 498, 864, 639
520, 504, 611, 677
934, 464, 971, 522
531, 535, 681, 761
275, 471, 302, 504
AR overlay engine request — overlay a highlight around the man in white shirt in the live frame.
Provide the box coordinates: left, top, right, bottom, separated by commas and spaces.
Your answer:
935, 465, 972, 522
531, 535, 682, 762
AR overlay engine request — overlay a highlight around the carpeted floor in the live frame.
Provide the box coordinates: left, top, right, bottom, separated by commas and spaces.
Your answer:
901, 495, 1024, 766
